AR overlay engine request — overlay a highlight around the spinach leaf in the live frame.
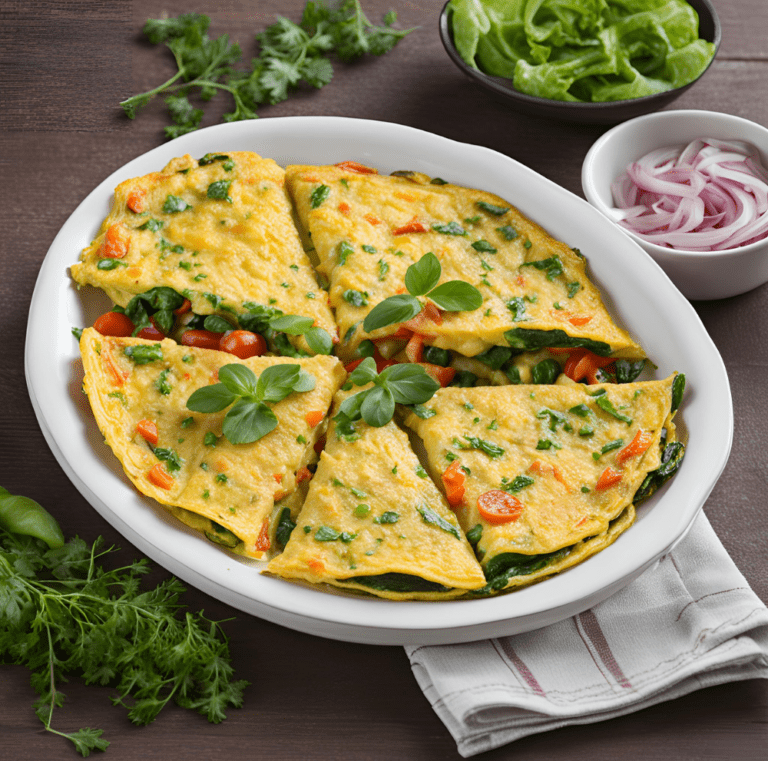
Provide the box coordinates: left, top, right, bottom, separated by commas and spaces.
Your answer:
615, 359, 646, 384
504, 328, 611, 356
416, 504, 461, 540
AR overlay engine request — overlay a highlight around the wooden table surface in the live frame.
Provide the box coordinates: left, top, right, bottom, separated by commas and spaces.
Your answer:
2, 1, 767, 758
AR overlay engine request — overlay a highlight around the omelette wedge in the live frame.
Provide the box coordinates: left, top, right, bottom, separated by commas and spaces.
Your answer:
285, 163, 644, 370
79, 328, 345, 558
403, 376, 684, 593
71, 151, 336, 352
266, 392, 486, 599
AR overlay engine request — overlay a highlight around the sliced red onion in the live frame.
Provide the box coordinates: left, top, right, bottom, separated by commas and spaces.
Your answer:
611, 137, 768, 251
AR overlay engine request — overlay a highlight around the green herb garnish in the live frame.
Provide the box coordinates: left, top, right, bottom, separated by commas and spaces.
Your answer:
186, 363, 315, 444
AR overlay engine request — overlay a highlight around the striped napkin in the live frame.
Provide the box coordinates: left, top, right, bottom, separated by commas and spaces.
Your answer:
405, 512, 768, 757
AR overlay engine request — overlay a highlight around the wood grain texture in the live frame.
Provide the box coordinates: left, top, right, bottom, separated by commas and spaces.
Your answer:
1, 0, 767, 758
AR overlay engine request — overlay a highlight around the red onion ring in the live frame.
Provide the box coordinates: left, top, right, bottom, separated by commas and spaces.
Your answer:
610, 138, 768, 251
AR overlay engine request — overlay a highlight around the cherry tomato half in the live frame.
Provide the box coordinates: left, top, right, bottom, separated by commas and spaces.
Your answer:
477, 490, 524, 525
181, 329, 223, 351
136, 317, 165, 341
93, 311, 134, 337
219, 330, 267, 359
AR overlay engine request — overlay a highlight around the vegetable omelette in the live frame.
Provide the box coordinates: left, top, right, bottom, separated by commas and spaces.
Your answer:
79, 328, 345, 559
73, 153, 686, 599
71, 151, 336, 353
285, 162, 644, 363
267, 390, 486, 599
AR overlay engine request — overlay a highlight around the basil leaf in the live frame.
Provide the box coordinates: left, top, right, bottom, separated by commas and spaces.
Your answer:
348, 356, 377, 386
218, 364, 258, 398
379, 363, 440, 404
504, 328, 611, 356
363, 294, 422, 333
268, 314, 314, 334
304, 327, 333, 355
404, 252, 441, 296
223, 400, 277, 444
186, 383, 238, 413
361, 385, 395, 427
416, 504, 461, 540
256, 364, 301, 403
310, 184, 330, 209
124, 343, 163, 365
293, 369, 316, 394
338, 390, 367, 421
427, 281, 483, 312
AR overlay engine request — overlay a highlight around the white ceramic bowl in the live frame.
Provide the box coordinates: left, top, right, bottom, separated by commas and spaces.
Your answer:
582, 110, 768, 300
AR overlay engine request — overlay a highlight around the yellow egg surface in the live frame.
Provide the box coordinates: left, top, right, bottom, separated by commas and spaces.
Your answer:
79, 328, 345, 558
403, 377, 679, 574
266, 390, 486, 600
285, 163, 643, 360
71, 152, 336, 342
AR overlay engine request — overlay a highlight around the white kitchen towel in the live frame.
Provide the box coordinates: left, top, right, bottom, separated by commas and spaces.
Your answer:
405, 512, 768, 757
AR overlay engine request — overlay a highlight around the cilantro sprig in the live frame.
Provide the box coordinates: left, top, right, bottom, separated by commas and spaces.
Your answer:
120, 3, 414, 139
334, 357, 439, 432
363, 252, 483, 333
186, 363, 316, 444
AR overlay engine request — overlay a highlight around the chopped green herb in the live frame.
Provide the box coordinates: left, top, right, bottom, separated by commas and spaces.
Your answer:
310, 184, 330, 208
432, 221, 466, 236
415, 465, 428, 479
361, 244, 377, 254
477, 200, 509, 216
496, 225, 518, 240
471, 239, 497, 253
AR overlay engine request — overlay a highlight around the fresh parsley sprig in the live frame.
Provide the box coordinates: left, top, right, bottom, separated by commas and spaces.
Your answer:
334, 357, 439, 432
120, 2, 414, 139
0, 489, 247, 757
186, 363, 316, 444
363, 252, 483, 333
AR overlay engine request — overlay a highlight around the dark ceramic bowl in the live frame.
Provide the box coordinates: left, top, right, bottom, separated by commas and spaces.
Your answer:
438, 0, 721, 124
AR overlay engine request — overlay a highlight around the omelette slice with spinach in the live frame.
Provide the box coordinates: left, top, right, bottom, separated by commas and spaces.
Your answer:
403, 375, 685, 593
71, 151, 336, 353
79, 328, 345, 559
266, 391, 486, 600
285, 162, 644, 370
